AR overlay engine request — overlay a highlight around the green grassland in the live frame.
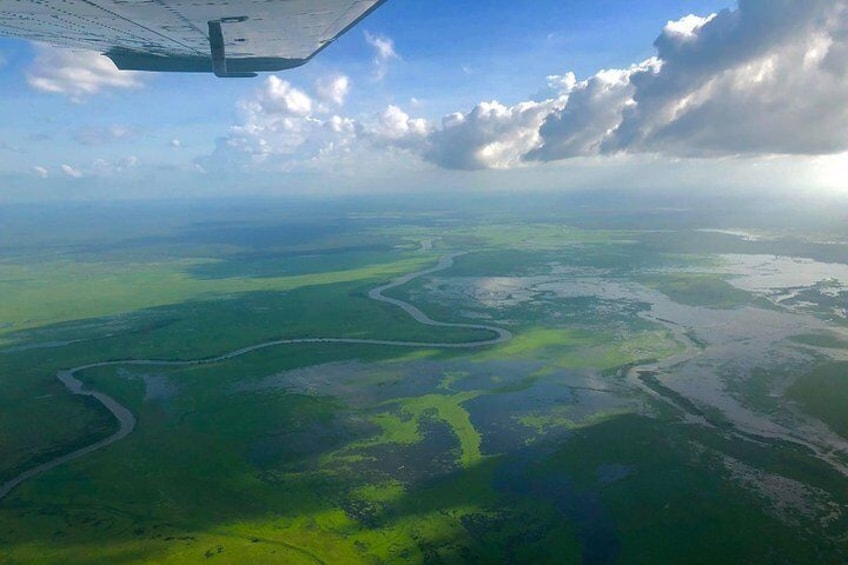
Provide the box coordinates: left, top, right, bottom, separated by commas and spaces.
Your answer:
0, 246, 490, 490
641, 274, 753, 309
1, 200, 846, 563
5, 343, 841, 563
0, 253, 441, 342
538, 415, 846, 564
477, 327, 681, 370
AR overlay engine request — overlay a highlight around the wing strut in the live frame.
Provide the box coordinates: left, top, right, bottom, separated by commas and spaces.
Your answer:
208, 18, 257, 78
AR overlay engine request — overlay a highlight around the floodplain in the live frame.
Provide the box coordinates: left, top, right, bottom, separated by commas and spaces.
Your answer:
1, 195, 848, 563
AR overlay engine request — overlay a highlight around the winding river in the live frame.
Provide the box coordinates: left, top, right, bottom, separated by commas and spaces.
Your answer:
6, 249, 846, 502
0, 251, 512, 501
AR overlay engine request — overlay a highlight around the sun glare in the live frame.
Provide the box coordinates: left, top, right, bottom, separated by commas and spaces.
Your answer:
810, 153, 848, 194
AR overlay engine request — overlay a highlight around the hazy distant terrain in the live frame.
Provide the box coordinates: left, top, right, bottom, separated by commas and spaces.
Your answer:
1, 193, 848, 563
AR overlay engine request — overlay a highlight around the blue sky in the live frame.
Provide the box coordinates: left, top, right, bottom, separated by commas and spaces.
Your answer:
0, 0, 846, 201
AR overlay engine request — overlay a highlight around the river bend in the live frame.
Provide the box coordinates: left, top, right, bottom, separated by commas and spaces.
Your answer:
0, 252, 511, 501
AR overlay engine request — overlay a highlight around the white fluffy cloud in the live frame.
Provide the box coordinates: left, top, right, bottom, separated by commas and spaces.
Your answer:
364, 31, 400, 80
204, 75, 361, 174
526, 61, 660, 162
250, 75, 313, 117
208, 71, 437, 176
541, 0, 848, 159
60, 164, 83, 178
425, 100, 559, 169
227, 76, 323, 161
427, 0, 848, 167
368, 105, 429, 147
222, 74, 358, 169
51, 157, 141, 180
601, 1, 848, 156
211, 1, 848, 176
26, 44, 144, 101
315, 74, 351, 107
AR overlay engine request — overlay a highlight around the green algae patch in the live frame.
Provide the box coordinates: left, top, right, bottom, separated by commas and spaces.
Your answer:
396, 392, 484, 469
361, 411, 422, 446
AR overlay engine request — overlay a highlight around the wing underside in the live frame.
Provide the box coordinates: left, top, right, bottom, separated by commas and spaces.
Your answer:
0, 0, 387, 76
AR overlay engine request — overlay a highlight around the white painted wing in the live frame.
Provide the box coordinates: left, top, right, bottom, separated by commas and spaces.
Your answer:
0, 0, 387, 76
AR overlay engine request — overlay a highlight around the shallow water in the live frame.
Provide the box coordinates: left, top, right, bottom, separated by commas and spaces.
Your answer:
717, 254, 848, 293
409, 258, 848, 470
117, 369, 178, 403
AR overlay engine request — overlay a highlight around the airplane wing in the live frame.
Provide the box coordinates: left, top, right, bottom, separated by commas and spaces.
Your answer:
0, 0, 388, 77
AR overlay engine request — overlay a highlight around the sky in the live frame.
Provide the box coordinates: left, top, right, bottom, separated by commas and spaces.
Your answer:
0, 0, 847, 202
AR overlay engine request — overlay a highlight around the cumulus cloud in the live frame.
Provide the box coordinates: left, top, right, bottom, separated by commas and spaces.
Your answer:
368, 105, 430, 148
55, 157, 140, 179
364, 31, 400, 80
209, 2, 848, 176
201, 74, 363, 174
425, 100, 559, 169
205, 70, 437, 176
26, 44, 144, 101
60, 164, 83, 178
32, 166, 48, 179
315, 74, 351, 107
250, 75, 313, 116
528, 61, 660, 161
230, 76, 322, 159
541, 0, 848, 159
428, 0, 848, 167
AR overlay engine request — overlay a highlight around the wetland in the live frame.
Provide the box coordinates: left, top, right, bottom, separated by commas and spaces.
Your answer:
1, 194, 848, 563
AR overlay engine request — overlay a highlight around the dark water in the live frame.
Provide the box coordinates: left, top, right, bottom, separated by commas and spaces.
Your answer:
493, 448, 621, 565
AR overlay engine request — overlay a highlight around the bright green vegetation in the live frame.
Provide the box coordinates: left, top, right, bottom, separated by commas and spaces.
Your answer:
788, 361, 848, 439
518, 405, 629, 433
0, 254, 436, 339
394, 391, 483, 468
1, 198, 846, 563
642, 274, 753, 308
474, 327, 682, 372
